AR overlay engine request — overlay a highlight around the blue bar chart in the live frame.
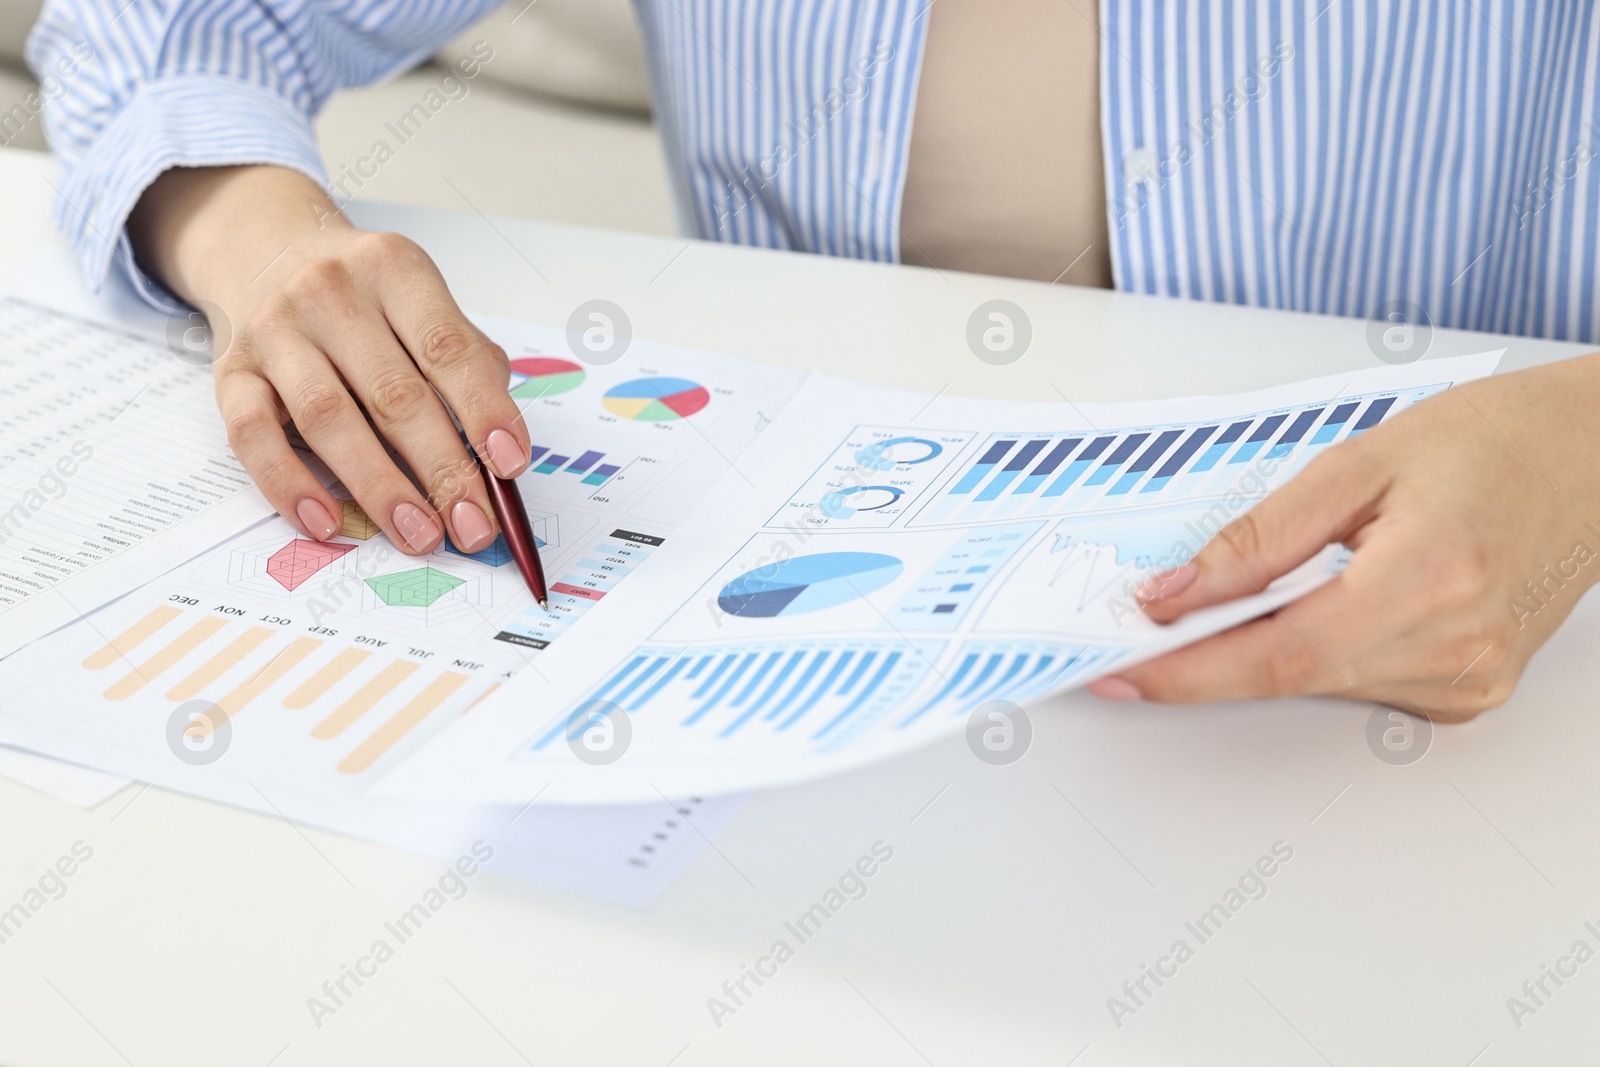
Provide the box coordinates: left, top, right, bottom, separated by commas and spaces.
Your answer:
912, 385, 1440, 526
1084, 433, 1149, 488
1265, 408, 1323, 460
1140, 425, 1218, 493
1349, 396, 1396, 433
888, 522, 1040, 631
1309, 401, 1360, 444
950, 440, 1019, 494
972, 440, 1048, 500
531, 638, 936, 750
531, 631, 1131, 756
1043, 436, 1113, 496
896, 640, 1125, 728
1109, 429, 1183, 495
1188, 421, 1249, 473
1228, 415, 1288, 466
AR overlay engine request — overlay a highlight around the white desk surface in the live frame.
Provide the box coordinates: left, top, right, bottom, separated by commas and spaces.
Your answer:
2, 145, 1596, 1066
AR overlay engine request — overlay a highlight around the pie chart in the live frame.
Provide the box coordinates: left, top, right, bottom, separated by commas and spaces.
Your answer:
509, 356, 586, 399
717, 552, 904, 617
602, 377, 712, 422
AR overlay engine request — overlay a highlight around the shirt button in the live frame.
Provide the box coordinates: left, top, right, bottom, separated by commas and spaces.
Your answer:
1124, 146, 1158, 184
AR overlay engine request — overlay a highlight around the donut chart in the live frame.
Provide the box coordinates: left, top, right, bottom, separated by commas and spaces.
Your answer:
717, 552, 904, 617
602, 377, 712, 422
818, 484, 903, 518
508, 356, 586, 399
854, 436, 944, 470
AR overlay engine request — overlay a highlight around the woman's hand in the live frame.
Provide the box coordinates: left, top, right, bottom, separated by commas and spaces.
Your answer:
1088, 352, 1600, 720
128, 165, 530, 554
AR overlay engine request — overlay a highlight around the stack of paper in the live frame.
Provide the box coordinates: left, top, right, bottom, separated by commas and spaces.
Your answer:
0, 285, 1502, 906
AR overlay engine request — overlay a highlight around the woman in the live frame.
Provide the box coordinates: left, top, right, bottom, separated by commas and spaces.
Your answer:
28, 0, 1600, 717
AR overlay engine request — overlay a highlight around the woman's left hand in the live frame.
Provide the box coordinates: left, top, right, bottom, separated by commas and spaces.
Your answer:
1087, 352, 1600, 721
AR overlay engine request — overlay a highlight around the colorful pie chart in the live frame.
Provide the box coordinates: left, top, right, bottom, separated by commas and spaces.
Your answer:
717, 552, 904, 618
602, 377, 712, 422
508, 356, 586, 399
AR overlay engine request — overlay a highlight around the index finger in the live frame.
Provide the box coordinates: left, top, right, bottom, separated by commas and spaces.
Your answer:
1139, 444, 1386, 623
1095, 579, 1365, 703
361, 233, 532, 479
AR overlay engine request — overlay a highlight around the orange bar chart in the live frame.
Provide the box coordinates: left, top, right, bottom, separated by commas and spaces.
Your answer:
284, 648, 371, 710
83, 605, 182, 669
104, 616, 227, 700
204, 636, 324, 730
71, 601, 493, 780
312, 660, 420, 740
166, 626, 275, 701
338, 672, 470, 775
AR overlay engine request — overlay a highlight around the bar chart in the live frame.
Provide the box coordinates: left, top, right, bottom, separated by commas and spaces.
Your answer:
528, 638, 937, 752
79, 603, 497, 777
913, 386, 1435, 526
527, 634, 1125, 759
888, 522, 1041, 631
894, 640, 1125, 728
514, 437, 668, 510
527, 445, 624, 487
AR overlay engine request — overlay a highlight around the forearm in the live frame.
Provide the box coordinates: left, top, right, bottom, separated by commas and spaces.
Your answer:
127, 165, 352, 310
29, 0, 501, 308
1456, 348, 1600, 498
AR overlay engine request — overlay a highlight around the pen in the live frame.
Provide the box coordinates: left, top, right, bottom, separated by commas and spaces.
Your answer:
473, 452, 550, 609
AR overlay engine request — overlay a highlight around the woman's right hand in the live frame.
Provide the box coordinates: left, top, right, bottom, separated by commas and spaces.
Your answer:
128, 164, 530, 555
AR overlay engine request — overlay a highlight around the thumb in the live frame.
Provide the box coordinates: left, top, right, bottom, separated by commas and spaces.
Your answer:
1137, 445, 1387, 622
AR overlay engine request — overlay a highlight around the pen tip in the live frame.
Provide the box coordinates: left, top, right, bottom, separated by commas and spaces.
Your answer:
538, 598, 548, 609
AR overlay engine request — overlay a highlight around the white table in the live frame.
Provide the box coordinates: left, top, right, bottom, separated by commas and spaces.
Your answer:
2, 145, 1596, 1066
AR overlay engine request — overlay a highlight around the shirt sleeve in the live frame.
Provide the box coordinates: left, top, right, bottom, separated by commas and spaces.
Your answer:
26, 0, 503, 309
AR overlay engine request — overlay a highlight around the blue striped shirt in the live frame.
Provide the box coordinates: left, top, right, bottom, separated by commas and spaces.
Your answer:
27, 1, 1600, 342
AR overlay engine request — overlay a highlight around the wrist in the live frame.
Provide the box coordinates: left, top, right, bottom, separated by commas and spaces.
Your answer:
1465, 349, 1600, 548
128, 164, 353, 310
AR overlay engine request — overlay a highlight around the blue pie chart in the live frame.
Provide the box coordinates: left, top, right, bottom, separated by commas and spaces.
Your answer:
717, 552, 904, 618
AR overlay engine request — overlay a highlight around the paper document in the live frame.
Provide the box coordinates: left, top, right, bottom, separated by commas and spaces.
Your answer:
375, 352, 1503, 804
0, 314, 793, 903
131, 767, 749, 908
0, 297, 271, 656
0, 745, 129, 808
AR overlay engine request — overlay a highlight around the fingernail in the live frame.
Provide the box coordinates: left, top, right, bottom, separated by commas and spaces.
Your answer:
451, 500, 495, 552
295, 498, 339, 540
1088, 677, 1142, 702
484, 428, 527, 479
1135, 561, 1198, 604
391, 502, 439, 552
